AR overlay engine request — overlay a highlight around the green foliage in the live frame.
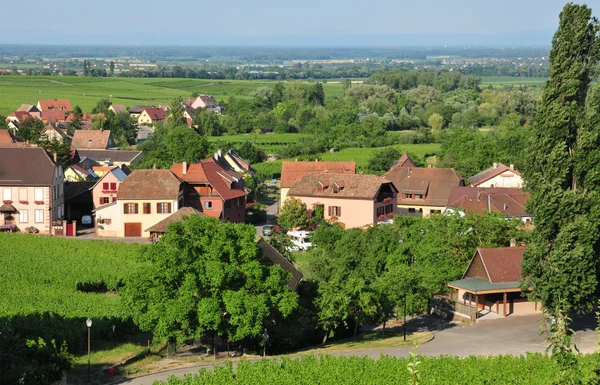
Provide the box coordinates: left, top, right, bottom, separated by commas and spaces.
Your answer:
17, 117, 44, 143
102, 111, 139, 146
91, 98, 111, 114
168, 96, 187, 127
121, 215, 298, 344
194, 110, 223, 136
521, 3, 600, 317
234, 141, 266, 164
278, 198, 309, 231
152, 353, 600, 385
367, 147, 401, 173
137, 125, 211, 168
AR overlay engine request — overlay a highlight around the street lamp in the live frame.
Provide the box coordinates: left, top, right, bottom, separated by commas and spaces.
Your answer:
86, 318, 92, 383
262, 328, 269, 357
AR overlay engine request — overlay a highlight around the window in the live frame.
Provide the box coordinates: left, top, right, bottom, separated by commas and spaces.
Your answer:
204, 201, 213, 209
19, 210, 28, 223
143, 203, 151, 214
19, 188, 27, 201
34, 188, 43, 202
408, 208, 416, 213
415, 194, 423, 199
377, 206, 384, 217
67, 175, 73, 182
35, 209, 44, 223
124, 203, 138, 214
385, 204, 394, 214
99, 197, 109, 205
405, 194, 413, 199
328, 206, 341, 217
237, 197, 244, 207
3, 188, 11, 201
157, 202, 171, 214
430, 209, 441, 215
110, 182, 117, 190
103, 182, 109, 190
224, 200, 231, 209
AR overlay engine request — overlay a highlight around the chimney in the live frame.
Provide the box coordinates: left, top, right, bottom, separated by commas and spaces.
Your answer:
503, 203, 508, 210
510, 164, 514, 170
510, 238, 516, 247
182, 161, 187, 175
53, 152, 57, 163
477, 188, 482, 201
493, 162, 498, 169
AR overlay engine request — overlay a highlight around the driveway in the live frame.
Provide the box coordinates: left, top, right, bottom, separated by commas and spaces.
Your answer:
117, 313, 598, 384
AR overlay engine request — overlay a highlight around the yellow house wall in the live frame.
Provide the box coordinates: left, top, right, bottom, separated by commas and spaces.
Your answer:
397, 204, 444, 218
280, 187, 290, 208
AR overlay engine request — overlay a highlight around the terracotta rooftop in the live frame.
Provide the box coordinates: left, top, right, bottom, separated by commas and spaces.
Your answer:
281, 161, 356, 188
129, 105, 154, 114
289, 173, 396, 200
257, 238, 303, 290
384, 165, 463, 207
141, 108, 167, 121
8, 111, 32, 121
71, 130, 113, 150
109, 104, 127, 113
471, 246, 525, 283
145, 207, 205, 233
468, 163, 521, 186
38, 99, 72, 112
395, 152, 417, 168
170, 158, 247, 201
117, 169, 181, 200
446, 187, 530, 218
0, 147, 57, 186
16, 104, 40, 113
77, 149, 142, 164
0, 130, 15, 144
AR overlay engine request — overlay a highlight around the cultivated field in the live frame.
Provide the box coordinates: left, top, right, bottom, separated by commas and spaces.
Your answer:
0, 76, 344, 115
480, 76, 547, 88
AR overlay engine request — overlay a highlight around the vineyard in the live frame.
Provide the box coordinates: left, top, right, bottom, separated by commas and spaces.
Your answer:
0, 233, 141, 319
157, 354, 600, 385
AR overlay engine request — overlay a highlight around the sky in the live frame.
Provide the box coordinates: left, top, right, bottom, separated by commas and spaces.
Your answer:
0, 0, 594, 45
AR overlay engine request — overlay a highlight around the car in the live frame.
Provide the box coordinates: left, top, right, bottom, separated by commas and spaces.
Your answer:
262, 224, 274, 236
81, 215, 93, 225
287, 230, 312, 251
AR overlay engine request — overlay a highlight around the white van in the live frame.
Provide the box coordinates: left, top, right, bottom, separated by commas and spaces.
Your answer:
287, 230, 312, 251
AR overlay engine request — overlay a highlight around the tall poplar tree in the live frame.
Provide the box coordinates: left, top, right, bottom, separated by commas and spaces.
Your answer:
521, 3, 600, 316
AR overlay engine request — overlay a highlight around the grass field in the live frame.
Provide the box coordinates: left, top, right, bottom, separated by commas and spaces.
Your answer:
0, 76, 344, 115
319, 143, 441, 169
480, 76, 547, 88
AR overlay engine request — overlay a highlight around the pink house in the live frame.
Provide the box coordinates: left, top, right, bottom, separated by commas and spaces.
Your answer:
92, 168, 128, 209
287, 173, 398, 229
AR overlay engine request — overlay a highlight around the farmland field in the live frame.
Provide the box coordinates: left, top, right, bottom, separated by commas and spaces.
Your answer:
480, 76, 547, 88
0, 76, 344, 115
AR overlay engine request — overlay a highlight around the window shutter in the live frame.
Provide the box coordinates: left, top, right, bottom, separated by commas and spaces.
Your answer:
167, 203, 171, 213
328, 206, 332, 216
123, 203, 128, 214
338, 207, 342, 216
103, 182, 109, 190
110, 183, 116, 190
99, 198, 104, 205
156, 203, 160, 213
134, 203, 139, 214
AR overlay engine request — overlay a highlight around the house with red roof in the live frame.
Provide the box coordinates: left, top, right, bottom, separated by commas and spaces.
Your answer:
468, 163, 523, 188
137, 108, 167, 125
445, 187, 531, 223
447, 244, 541, 320
37, 99, 72, 122
170, 157, 249, 223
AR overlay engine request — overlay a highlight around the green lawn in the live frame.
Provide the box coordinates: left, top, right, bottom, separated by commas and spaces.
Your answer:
319, 143, 442, 169
480, 76, 547, 88
0, 76, 344, 115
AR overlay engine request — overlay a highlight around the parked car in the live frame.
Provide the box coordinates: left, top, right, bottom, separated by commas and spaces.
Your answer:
287, 230, 312, 251
81, 215, 93, 225
262, 224, 274, 236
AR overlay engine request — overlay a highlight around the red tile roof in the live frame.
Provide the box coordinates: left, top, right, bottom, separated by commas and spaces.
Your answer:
396, 152, 417, 168
71, 130, 113, 149
8, 111, 31, 121
0, 130, 15, 144
472, 247, 525, 283
446, 187, 530, 218
468, 163, 521, 186
38, 99, 72, 112
281, 161, 356, 188
289, 173, 397, 200
117, 169, 181, 200
384, 166, 463, 207
142, 108, 167, 121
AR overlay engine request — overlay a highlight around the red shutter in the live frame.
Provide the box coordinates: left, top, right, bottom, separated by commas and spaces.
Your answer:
99, 198, 104, 205
112, 197, 116, 202
110, 183, 116, 190
103, 182, 109, 190
167, 202, 172, 213
134, 203, 139, 214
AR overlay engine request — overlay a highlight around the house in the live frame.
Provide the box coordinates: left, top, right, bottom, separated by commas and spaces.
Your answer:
76, 149, 143, 167
287, 173, 398, 229
129, 105, 154, 119
447, 244, 540, 320
183, 106, 196, 127
257, 238, 303, 291
63, 181, 95, 221
0, 147, 64, 234
37, 99, 72, 122
137, 108, 167, 125
42, 122, 70, 143
71, 130, 115, 150
91, 165, 119, 178
445, 187, 532, 223
145, 206, 204, 241
0, 130, 16, 144
383, 155, 463, 217
214, 149, 255, 176
16, 104, 41, 119
64, 163, 98, 182
6, 111, 34, 129
170, 157, 249, 223
185, 95, 222, 113
108, 104, 127, 114
91, 168, 128, 209
280, 161, 356, 206
468, 163, 523, 188
94, 169, 183, 237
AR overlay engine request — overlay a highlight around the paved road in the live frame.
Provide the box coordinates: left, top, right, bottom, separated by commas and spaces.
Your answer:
117, 313, 598, 385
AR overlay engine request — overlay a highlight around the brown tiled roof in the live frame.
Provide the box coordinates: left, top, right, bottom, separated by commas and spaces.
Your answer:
17, 104, 40, 113
468, 163, 521, 186
8, 111, 31, 121
145, 207, 205, 233
446, 187, 530, 217
170, 158, 248, 200
109, 104, 127, 113
257, 238, 303, 290
289, 173, 396, 200
129, 105, 154, 114
142, 108, 167, 121
71, 130, 112, 149
384, 166, 463, 207
471, 247, 525, 283
117, 169, 181, 200
0, 147, 57, 186
77, 149, 142, 164
281, 161, 356, 188
41, 109, 66, 122
38, 99, 72, 112
396, 152, 417, 168
0, 130, 15, 144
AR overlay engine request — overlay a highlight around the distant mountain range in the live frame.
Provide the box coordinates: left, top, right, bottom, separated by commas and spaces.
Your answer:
0, 30, 554, 47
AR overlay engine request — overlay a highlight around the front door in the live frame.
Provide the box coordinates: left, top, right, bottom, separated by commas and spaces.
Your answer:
477, 294, 485, 310
124, 223, 142, 237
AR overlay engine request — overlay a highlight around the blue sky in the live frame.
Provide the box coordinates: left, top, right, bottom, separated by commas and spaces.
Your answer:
0, 0, 589, 45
